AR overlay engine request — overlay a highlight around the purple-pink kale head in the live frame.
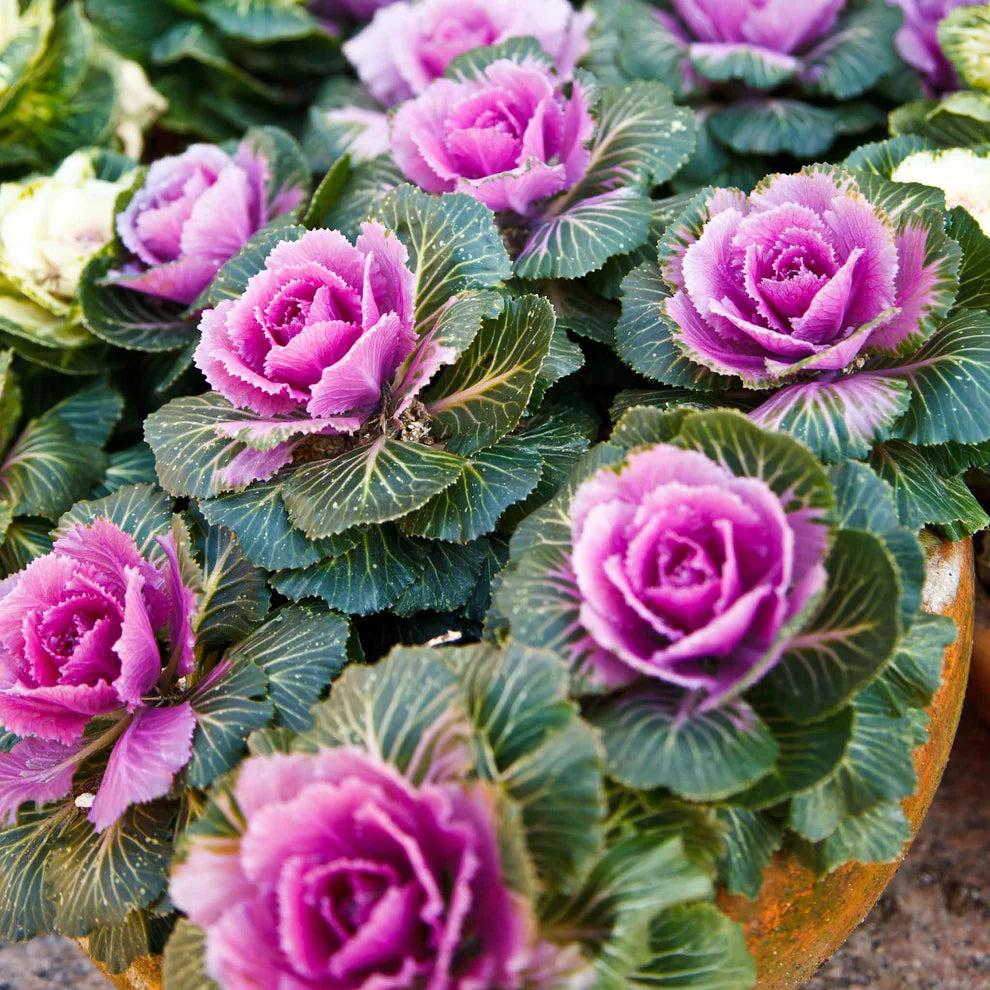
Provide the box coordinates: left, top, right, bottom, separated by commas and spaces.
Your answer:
668, 0, 846, 55
887, 0, 976, 93
115, 140, 306, 306
344, 0, 592, 106
194, 223, 417, 423
390, 57, 593, 216
170, 747, 543, 990
658, 167, 955, 387
569, 443, 828, 708
0, 519, 198, 830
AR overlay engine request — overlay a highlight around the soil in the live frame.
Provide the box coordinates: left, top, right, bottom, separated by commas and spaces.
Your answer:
1, 704, 987, 990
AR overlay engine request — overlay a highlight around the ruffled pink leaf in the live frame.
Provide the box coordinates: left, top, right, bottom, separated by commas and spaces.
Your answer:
89, 703, 196, 831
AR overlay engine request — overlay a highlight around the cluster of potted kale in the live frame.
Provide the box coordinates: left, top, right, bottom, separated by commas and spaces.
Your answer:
0, 2, 988, 989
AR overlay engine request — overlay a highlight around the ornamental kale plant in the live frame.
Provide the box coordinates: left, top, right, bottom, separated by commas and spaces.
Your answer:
319, 42, 698, 282
0, 482, 352, 966
144, 182, 587, 623
615, 162, 990, 538
496, 406, 958, 880
165, 641, 753, 990
588, 0, 905, 181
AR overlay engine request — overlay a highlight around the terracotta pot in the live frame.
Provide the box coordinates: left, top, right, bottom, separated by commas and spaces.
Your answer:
79, 536, 974, 990
718, 534, 974, 989
969, 581, 990, 724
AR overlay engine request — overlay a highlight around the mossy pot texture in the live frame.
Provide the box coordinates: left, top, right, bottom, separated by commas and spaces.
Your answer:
80, 536, 975, 990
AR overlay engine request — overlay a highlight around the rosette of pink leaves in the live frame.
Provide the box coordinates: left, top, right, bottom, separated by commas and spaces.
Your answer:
615, 164, 990, 467
0, 515, 198, 832
79, 127, 310, 356
166, 641, 739, 989
321, 41, 697, 281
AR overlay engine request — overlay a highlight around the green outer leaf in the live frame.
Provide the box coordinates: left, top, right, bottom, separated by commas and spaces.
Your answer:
542, 835, 714, 987
440, 641, 604, 892
282, 437, 464, 538
869, 612, 955, 716
272, 525, 425, 615
590, 687, 778, 801
0, 519, 52, 575
709, 99, 840, 157
399, 434, 542, 542
514, 187, 654, 280
194, 526, 269, 647
843, 134, 933, 176
198, 479, 330, 571
770, 530, 901, 721
87, 909, 164, 975
616, 261, 733, 391
690, 43, 797, 90
302, 153, 351, 228
948, 205, 990, 311
444, 36, 553, 80
788, 691, 921, 843
226, 604, 350, 731
322, 156, 405, 240
94, 444, 158, 498
567, 81, 697, 197
162, 919, 219, 990
390, 538, 487, 616
300, 649, 470, 786
55, 484, 172, 562
187, 658, 274, 789
0, 349, 21, 455
939, 2, 990, 91
238, 125, 310, 221
888, 309, 990, 445
817, 800, 912, 873
45, 381, 122, 448
800, 2, 900, 100
48, 803, 175, 935
731, 706, 854, 811
425, 294, 554, 455
631, 902, 755, 989
202, 0, 324, 43
0, 414, 105, 518
715, 808, 783, 900
373, 185, 511, 336
869, 440, 990, 535
0, 807, 67, 941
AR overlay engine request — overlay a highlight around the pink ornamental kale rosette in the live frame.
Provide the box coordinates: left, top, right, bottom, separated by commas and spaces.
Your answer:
0, 516, 198, 831
888, 0, 977, 94
497, 407, 918, 799
344, 0, 593, 106
79, 127, 309, 353
391, 56, 593, 217
171, 748, 537, 990
615, 165, 982, 463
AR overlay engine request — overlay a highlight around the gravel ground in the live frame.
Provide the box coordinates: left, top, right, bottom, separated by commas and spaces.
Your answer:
1, 703, 987, 990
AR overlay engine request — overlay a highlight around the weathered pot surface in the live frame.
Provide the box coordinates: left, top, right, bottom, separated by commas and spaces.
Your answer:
80, 536, 975, 990
718, 534, 974, 989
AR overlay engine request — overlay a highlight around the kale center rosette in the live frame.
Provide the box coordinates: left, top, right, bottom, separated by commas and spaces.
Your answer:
317, 40, 697, 283
567, 443, 826, 704
172, 748, 536, 989
0, 512, 198, 831
497, 407, 936, 816
78, 127, 310, 360
614, 163, 990, 480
